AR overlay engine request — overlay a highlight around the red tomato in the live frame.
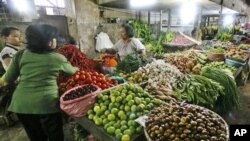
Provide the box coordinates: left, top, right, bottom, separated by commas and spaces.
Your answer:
74, 74, 79, 80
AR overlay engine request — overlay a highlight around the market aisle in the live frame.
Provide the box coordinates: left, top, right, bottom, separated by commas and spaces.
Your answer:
224, 80, 250, 124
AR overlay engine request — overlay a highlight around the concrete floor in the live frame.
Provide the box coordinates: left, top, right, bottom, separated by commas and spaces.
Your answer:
0, 120, 75, 141
223, 80, 250, 124
0, 81, 250, 141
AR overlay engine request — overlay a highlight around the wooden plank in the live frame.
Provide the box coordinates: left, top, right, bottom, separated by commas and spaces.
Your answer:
74, 117, 115, 141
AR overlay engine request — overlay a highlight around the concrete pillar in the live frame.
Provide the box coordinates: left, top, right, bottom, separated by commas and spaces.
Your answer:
73, 0, 99, 56
168, 9, 171, 30
160, 10, 162, 32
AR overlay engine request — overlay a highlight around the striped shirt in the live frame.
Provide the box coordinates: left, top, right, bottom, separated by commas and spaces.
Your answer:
0, 44, 20, 70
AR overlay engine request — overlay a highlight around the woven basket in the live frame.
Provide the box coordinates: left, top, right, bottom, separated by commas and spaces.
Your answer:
60, 85, 101, 117
144, 104, 229, 141
207, 52, 225, 61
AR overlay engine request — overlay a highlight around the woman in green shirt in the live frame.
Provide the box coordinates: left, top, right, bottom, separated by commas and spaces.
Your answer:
0, 24, 77, 141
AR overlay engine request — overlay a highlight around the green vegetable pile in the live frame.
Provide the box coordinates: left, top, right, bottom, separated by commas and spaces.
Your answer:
174, 75, 224, 109
187, 50, 208, 64
73, 124, 89, 141
130, 20, 151, 43
239, 44, 250, 50
216, 27, 233, 41
87, 84, 162, 140
202, 68, 240, 114
116, 54, 148, 74
163, 31, 175, 43
202, 61, 236, 73
209, 47, 225, 53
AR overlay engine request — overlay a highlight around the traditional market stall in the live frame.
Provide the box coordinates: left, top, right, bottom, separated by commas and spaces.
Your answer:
0, 0, 250, 141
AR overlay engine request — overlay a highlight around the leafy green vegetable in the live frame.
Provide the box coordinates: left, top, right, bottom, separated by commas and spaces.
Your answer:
116, 54, 148, 74
202, 61, 236, 72
73, 124, 89, 141
202, 68, 240, 115
130, 20, 152, 43
174, 75, 224, 109
209, 47, 225, 53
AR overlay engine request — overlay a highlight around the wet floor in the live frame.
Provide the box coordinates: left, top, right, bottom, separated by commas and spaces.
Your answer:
0, 81, 250, 141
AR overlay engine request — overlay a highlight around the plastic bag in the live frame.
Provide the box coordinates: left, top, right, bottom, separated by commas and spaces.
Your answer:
95, 32, 113, 52
60, 85, 101, 117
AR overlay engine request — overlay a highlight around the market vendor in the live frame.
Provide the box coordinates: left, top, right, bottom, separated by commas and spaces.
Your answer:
0, 24, 78, 141
102, 24, 145, 60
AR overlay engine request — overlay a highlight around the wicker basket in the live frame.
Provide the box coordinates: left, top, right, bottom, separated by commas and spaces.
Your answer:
144, 104, 229, 141
207, 52, 225, 61
60, 85, 101, 117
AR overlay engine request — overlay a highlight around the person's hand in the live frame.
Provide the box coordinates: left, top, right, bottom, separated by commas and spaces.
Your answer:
74, 67, 80, 72
101, 49, 107, 53
0, 78, 7, 87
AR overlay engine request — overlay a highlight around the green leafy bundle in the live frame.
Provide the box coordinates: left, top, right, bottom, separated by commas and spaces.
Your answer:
174, 75, 225, 109
130, 20, 152, 43
116, 54, 148, 74
202, 68, 240, 114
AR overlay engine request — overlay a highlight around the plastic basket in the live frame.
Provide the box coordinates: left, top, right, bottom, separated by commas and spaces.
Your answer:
144, 104, 229, 141
60, 84, 101, 117
225, 58, 246, 67
207, 52, 225, 61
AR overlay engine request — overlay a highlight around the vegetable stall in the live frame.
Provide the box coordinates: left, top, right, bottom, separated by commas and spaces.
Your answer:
53, 18, 250, 141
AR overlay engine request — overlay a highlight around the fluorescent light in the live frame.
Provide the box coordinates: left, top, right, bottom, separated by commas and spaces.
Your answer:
12, 0, 29, 13
223, 15, 234, 27
130, 0, 156, 8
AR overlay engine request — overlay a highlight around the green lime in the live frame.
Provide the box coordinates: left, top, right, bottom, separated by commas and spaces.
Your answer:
94, 118, 102, 126
103, 118, 109, 125
115, 129, 122, 135
129, 113, 136, 120
120, 120, 127, 126
107, 114, 116, 121
93, 105, 101, 113
126, 95, 133, 101
131, 105, 137, 112
120, 125, 128, 131
121, 134, 130, 141
101, 105, 107, 111
115, 133, 123, 140
123, 129, 132, 136
128, 100, 135, 106
88, 114, 94, 120
134, 97, 141, 104
128, 120, 136, 127
124, 105, 130, 112
104, 110, 110, 116
87, 109, 94, 115
136, 126, 142, 133
107, 126, 115, 134
116, 96, 123, 102
110, 96, 116, 103
111, 108, 119, 114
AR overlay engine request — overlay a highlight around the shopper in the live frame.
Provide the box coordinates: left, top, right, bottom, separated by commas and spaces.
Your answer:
102, 23, 145, 60
0, 26, 23, 71
0, 24, 78, 141
0, 26, 22, 126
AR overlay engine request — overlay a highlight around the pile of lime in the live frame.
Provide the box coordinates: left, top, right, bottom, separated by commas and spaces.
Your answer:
87, 84, 162, 141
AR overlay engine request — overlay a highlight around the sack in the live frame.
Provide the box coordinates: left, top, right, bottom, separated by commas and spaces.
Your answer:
60, 85, 101, 117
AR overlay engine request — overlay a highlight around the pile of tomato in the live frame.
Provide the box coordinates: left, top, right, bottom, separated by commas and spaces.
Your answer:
59, 71, 118, 93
